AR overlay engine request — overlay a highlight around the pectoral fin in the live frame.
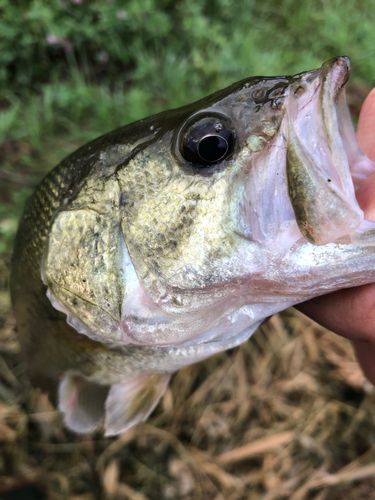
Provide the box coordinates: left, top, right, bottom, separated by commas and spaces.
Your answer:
104, 373, 170, 436
58, 373, 109, 434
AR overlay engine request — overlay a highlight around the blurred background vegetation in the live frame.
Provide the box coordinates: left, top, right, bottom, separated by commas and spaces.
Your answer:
1, 0, 375, 254
2, 2, 375, 499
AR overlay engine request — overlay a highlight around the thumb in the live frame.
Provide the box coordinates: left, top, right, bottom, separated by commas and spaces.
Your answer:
355, 88, 375, 220
352, 88, 375, 385
357, 87, 375, 160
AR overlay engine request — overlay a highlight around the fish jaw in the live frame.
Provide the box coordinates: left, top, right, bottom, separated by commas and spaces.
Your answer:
285, 56, 375, 246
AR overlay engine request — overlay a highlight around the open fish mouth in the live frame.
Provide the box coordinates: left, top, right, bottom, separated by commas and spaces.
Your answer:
286, 56, 375, 246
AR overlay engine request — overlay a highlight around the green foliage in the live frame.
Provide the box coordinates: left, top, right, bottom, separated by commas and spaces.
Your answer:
1, 0, 375, 254
2, 0, 375, 91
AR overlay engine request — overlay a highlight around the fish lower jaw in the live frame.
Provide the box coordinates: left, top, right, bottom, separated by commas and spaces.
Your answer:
286, 56, 375, 247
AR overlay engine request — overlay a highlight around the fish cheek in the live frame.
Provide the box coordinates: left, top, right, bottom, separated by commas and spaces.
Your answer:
117, 145, 235, 294
42, 206, 126, 343
116, 148, 194, 273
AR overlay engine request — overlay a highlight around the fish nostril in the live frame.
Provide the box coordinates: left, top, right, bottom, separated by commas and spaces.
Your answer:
293, 84, 306, 98
252, 89, 265, 101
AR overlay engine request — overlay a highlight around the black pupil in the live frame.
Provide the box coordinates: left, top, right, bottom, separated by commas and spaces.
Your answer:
198, 135, 228, 162
180, 116, 234, 167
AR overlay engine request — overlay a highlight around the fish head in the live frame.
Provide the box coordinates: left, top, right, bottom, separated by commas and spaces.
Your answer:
42, 57, 375, 349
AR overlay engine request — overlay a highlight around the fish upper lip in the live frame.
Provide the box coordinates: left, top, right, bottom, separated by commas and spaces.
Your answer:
321, 56, 351, 96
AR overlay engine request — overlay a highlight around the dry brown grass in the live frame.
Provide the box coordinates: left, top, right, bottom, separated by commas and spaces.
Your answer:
2, 254, 375, 499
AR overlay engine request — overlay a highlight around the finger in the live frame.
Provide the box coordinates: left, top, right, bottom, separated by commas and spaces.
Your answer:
352, 339, 375, 385
355, 172, 375, 220
357, 87, 375, 160
296, 283, 375, 342
355, 88, 375, 218
349, 89, 375, 382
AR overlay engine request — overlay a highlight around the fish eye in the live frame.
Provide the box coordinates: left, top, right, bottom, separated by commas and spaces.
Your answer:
180, 116, 235, 167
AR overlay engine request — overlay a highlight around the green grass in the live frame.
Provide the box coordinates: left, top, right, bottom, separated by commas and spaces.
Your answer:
1, 0, 375, 254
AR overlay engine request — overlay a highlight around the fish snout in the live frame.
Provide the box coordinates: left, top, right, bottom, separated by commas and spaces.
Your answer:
321, 56, 351, 96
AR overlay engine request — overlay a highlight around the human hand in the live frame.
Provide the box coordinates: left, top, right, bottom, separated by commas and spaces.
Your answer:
296, 88, 375, 384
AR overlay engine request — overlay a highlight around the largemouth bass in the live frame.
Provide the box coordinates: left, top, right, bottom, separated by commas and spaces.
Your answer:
10, 57, 375, 436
